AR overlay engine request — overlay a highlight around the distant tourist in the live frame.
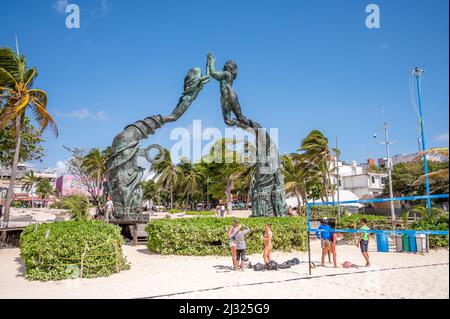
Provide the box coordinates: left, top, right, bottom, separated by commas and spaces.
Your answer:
315, 217, 333, 267
234, 224, 251, 271
262, 223, 273, 264
226, 219, 239, 270
356, 218, 371, 267
220, 203, 226, 217
104, 196, 115, 222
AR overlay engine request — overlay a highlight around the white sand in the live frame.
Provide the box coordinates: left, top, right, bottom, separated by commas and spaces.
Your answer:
0, 239, 448, 299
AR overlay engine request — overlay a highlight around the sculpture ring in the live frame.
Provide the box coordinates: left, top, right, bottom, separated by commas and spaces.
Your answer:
144, 144, 165, 164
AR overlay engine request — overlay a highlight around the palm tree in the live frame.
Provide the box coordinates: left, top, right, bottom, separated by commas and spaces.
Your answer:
21, 171, 38, 207
82, 147, 109, 206
152, 149, 181, 209
35, 178, 54, 207
179, 161, 204, 209
413, 147, 449, 194
0, 47, 57, 227
299, 130, 335, 202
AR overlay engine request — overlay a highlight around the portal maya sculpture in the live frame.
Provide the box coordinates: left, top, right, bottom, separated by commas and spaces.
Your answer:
106, 53, 287, 218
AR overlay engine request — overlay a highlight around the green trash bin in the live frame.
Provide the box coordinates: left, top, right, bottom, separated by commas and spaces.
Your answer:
402, 234, 410, 252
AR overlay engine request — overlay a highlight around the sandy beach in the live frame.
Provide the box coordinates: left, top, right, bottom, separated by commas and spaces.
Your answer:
0, 239, 448, 299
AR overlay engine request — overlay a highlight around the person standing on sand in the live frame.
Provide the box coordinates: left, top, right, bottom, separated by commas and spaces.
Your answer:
234, 224, 251, 271
315, 217, 332, 267
104, 196, 115, 222
356, 218, 371, 267
262, 223, 273, 264
227, 219, 239, 270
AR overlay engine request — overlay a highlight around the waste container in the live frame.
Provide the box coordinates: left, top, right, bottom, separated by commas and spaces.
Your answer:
402, 234, 410, 252
416, 234, 429, 253
395, 235, 403, 252
376, 233, 389, 252
409, 232, 417, 253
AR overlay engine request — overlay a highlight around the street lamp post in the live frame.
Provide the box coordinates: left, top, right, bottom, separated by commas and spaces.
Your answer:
411, 67, 432, 214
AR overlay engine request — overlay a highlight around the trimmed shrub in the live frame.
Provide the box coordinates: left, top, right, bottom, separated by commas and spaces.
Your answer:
411, 214, 449, 248
20, 221, 129, 281
337, 214, 390, 230
145, 217, 307, 256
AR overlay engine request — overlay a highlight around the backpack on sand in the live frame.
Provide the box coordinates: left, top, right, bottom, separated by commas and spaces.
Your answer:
253, 263, 266, 271
266, 260, 278, 271
277, 262, 291, 269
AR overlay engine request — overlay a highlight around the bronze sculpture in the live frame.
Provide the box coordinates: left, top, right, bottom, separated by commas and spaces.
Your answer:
106, 68, 209, 218
106, 54, 287, 218
207, 52, 287, 217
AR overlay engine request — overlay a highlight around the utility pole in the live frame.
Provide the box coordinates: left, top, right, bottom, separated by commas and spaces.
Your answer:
374, 120, 397, 222
411, 67, 432, 214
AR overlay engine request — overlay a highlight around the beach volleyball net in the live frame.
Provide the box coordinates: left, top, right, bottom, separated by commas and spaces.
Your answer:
305, 194, 449, 274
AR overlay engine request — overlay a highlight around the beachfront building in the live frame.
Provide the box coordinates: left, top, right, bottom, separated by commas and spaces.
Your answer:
377, 151, 448, 168
55, 174, 91, 197
0, 164, 57, 207
329, 159, 388, 198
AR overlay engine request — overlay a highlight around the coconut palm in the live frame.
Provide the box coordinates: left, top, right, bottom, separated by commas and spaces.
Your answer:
152, 149, 181, 209
35, 178, 54, 207
413, 147, 449, 193
179, 161, 204, 209
0, 47, 57, 227
21, 171, 38, 207
82, 147, 109, 206
299, 130, 335, 202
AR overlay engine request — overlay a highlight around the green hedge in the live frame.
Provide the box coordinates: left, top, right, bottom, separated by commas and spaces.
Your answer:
184, 211, 216, 216
411, 214, 449, 248
145, 217, 307, 256
337, 214, 390, 230
20, 221, 129, 281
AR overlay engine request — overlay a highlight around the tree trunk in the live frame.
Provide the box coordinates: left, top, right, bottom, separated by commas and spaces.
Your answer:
185, 193, 190, 210
170, 189, 174, 209
327, 170, 335, 202
295, 189, 302, 214
2, 115, 22, 234
226, 180, 233, 214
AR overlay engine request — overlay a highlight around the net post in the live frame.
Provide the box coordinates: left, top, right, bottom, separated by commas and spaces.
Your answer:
306, 203, 312, 276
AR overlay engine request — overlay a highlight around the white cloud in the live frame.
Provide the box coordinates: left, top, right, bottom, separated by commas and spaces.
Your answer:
436, 133, 449, 143
53, 0, 69, 14
54, 108, 108, 121
55, 160, 68, 176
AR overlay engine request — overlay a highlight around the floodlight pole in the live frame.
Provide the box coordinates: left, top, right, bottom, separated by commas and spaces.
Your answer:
375, 120, 397, 223
383, 122, 396, 223
412, 67, 432, 214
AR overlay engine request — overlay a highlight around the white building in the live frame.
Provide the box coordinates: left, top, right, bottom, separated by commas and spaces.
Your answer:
330, 159, 388, 198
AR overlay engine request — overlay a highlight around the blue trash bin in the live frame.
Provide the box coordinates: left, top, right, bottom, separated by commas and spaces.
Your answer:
409, 232, 417, 253
376, 233, 389, 252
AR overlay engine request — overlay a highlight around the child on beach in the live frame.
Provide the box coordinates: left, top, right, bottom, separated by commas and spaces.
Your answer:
356, 218, 371, 267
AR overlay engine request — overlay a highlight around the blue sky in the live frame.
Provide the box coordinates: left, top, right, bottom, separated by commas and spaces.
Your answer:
0, 0, 448, 171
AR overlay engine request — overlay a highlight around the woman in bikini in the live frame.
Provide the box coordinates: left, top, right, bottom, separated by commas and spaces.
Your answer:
262, 223, 273, 264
